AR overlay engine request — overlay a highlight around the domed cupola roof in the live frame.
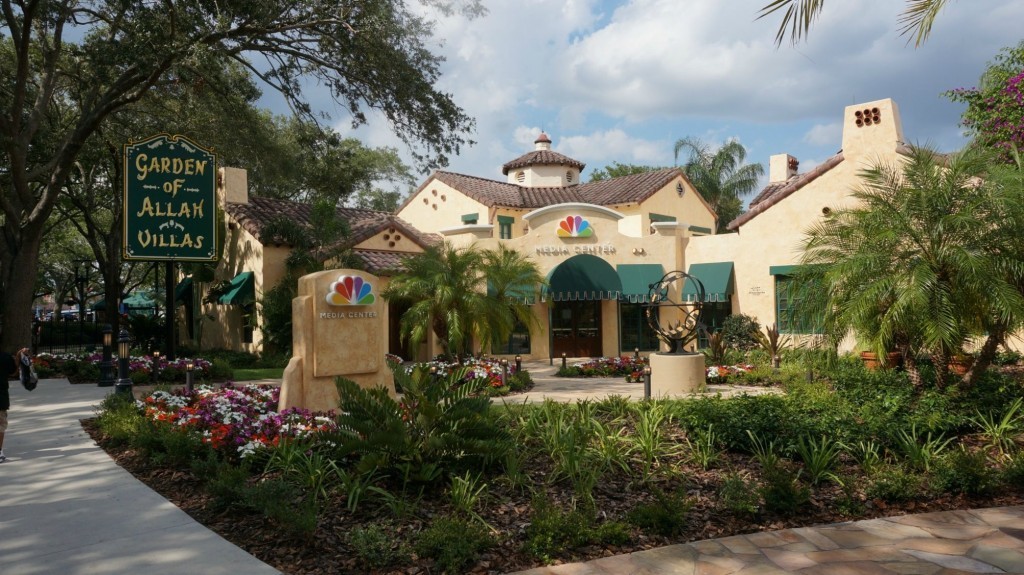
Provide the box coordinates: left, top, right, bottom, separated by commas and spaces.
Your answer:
501, 132, 586, 176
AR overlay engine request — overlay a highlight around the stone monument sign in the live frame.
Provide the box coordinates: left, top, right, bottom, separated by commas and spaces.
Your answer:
280, 269, 394, 412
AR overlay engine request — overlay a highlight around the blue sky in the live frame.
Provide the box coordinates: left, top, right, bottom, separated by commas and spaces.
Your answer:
263, 0, 1024, 193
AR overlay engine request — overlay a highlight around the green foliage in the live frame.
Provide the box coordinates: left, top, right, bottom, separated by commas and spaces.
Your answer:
348, 524, 411, 570
448, 471, 488, 519
94, 393, 144, 445
933, 447, 998, 496
334, 364, 510, 484
894, 424, 953, 473
720, 314, 762, 351
264, 440, 340, 503
758, 0, 950, 47
587, 162, 664, 182
240, 478, 319, 535
260, 282, 296, 356
702, 332, 727, 365
674, 137, 764, 232
795, 435, 842, 485
415, 516, 494, 574
719, 472, 760, 515
947, 41, 1024, 161
1001, 451, 1024, 488
685, 424, 723, 470
866, 466, 925, 503
626, 488, 693, 537
508, 369, 534, 392
843, 440, 884, 475
759, 464, 810, 515
970, 397, 1023, 456
524, 498, 593, 561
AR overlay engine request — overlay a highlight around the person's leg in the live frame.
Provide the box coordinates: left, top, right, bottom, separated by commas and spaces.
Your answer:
0, 410, 7, 461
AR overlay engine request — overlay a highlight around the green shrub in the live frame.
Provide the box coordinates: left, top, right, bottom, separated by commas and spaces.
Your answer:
865, 466, 925, 502
349, 523, 411, 569
208, 359, 233, 380
1001, 452, 1024, 488
415, 516, 493, 574
759, 464, 809, 515
94, 392, 144, 445
720, 472, 760, 515
593, 521, 632, 546
524, 499, 592, 561
206, 464, 252, 510
129, 369, 151, 385
933, 447, 998, 497
626, 488, 692, 537
241, 478, 318, 535
720, 313, 760, 351
509, 369, 534, 392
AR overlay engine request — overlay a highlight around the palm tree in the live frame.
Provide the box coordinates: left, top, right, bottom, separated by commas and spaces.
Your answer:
796, 145, 1024, 388
673, 138, 764, 233
758, 0, 954, 47
382, 241, 544, 360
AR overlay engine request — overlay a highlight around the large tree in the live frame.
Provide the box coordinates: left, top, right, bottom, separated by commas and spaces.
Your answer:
797, 145, 1024, 389
382, 242, 544, 360
587, 162, 663, 182
0, 0, 476, 350
674, 137, 764, 233
758, 0, 955, 46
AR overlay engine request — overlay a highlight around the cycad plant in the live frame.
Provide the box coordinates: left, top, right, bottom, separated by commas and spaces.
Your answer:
797, 145, 1024, 389
333, 363, 510, 485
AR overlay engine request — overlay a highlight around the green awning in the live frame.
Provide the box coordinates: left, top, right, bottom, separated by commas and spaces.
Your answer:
617, 264, 665, 303
218, 271, 255, 305
488, 281, 537, 305
174, 277, 193, 306
683, 262, 734, 302
769, 265, 799, 276
461, 213, 479, 224
544, 254, 622, 302
93, 293, 156, 312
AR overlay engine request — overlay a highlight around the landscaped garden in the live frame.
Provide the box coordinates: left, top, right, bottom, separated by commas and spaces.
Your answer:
86, 351, 1024, 574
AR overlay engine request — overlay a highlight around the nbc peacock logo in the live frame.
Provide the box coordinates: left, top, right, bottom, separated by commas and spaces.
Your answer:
556, 215, 594, 238
326, 275, 376, 306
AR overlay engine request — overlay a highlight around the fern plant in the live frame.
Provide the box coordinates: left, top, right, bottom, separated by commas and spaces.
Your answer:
334, 363, 511, 485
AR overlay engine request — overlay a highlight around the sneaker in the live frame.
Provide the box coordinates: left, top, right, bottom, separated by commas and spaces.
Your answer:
0, 451, 6, 463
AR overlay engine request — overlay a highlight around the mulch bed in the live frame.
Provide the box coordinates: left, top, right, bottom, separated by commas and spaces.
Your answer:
82, 418, 1024, 575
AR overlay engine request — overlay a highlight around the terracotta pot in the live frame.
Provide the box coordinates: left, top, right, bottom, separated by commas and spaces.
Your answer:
860, 351, 901, 371
948, 356, 974, 376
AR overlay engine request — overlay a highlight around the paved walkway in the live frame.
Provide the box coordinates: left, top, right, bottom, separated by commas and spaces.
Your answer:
0, 378, 280, 575
3, 370, 1023, 574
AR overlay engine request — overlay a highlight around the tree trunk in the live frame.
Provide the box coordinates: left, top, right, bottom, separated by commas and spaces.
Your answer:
963, 328, 1005, 388
1, 231, 43, 352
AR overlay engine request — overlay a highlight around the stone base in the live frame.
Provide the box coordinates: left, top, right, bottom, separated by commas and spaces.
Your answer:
649, 352, 706, 396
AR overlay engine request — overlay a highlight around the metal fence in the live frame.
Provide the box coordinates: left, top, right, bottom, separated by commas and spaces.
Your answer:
33, 318, 103, 356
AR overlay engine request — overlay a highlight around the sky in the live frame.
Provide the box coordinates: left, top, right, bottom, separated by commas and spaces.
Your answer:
262, 0, 1024, 192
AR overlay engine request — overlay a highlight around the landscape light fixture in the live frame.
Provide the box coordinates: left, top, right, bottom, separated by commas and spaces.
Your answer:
186, 360, 195, 393
643, 365, 652, 399
115, 329, 133, 395
99, 324, 114, 387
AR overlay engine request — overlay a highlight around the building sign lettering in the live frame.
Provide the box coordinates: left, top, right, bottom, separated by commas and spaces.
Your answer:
320, 311, 379, 319
123, 134, 217, 261
748, 286, 764, 296
536, 244, 617, 256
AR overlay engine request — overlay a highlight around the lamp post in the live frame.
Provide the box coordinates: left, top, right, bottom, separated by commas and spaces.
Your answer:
429, 365, 438, 385
98, 324, 114, 387
186, 360, 195, 393
515, 354, 522, 373
114, 329, 133, 395
500, 358, 508, 388
152, 350, 161, 383
561, 352, 567, 370
634, 347, 640, 360
643, 365, 652, 400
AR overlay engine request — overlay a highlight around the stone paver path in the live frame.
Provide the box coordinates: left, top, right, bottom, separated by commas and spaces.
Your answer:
509, 506, 1024, 574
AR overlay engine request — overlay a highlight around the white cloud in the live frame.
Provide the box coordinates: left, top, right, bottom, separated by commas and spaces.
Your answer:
803, 123, 842, 146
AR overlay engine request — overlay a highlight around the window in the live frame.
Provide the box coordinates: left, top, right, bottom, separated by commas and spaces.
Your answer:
498, 215, 514, 239
619, 303, 659, 352
566, 170, 574, 183
516, 171, 525, 183
774, 275, 821, 334
698, 302, 731, 348
492, 321, 531, 354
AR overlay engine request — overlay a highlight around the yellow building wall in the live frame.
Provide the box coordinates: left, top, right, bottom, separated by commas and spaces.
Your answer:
355, 229, 426, 254
199, 221, 265, 354
398, 179, 489, 235
611, 176, 717, 236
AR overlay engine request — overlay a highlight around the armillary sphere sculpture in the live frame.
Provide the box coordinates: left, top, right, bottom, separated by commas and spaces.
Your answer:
644, 271, 705, 354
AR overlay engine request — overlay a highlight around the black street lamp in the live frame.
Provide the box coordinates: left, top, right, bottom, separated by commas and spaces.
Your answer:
152, 350, 161, 383
515, 354, 522, 373
114, 329, 133, 395
561, 352, 567, 370
500, 358, 509, 387
98, 324, 114, 387
186, 360, 195, 393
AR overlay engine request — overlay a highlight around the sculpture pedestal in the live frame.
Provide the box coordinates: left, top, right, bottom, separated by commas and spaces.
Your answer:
649, 352, 706, 396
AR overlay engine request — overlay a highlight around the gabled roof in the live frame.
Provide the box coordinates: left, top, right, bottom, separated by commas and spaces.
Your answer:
418, 167, 690, 211
727, 153, 845, 231
502, 150, 586, 175
225, 196, 438, 250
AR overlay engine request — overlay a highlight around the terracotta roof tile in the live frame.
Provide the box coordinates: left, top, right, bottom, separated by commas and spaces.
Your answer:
727, 153, 844, 231
502, 150, 585, 175
430, 167, 686, 210
225, 196, 434, 250
352, 249, 408, 275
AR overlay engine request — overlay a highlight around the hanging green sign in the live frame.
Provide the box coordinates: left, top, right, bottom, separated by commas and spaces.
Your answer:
123, 134, 218, 261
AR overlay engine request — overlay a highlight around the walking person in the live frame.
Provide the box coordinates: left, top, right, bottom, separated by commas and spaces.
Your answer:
0, 347, 28, 463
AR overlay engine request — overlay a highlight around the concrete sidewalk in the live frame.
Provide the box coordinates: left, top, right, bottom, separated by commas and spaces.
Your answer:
0, 378, 279, 575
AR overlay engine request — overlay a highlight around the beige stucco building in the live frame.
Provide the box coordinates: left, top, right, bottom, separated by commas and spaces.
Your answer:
190, 97, 949, 360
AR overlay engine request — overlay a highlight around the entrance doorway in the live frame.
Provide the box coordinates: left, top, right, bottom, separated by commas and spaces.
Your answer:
552, 300, 602, 357
388, 301, 414, 360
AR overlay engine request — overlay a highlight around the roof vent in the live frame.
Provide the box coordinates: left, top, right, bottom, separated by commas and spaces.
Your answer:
855, 107, 882, 127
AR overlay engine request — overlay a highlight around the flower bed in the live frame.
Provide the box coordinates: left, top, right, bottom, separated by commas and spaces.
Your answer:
706, 364, 755, 384
141, 384, 337, 459
558, 356, 755, 384
398, 356, 532, 395
35, 351, 214, 384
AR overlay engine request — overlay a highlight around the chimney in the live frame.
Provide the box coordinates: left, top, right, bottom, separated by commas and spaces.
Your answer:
534, 132, 552, 151
219, 167, 248, 206
769, 154, 798, 183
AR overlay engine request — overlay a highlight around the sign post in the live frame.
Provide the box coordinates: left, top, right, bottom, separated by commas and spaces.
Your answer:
124, 134, 218, 360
